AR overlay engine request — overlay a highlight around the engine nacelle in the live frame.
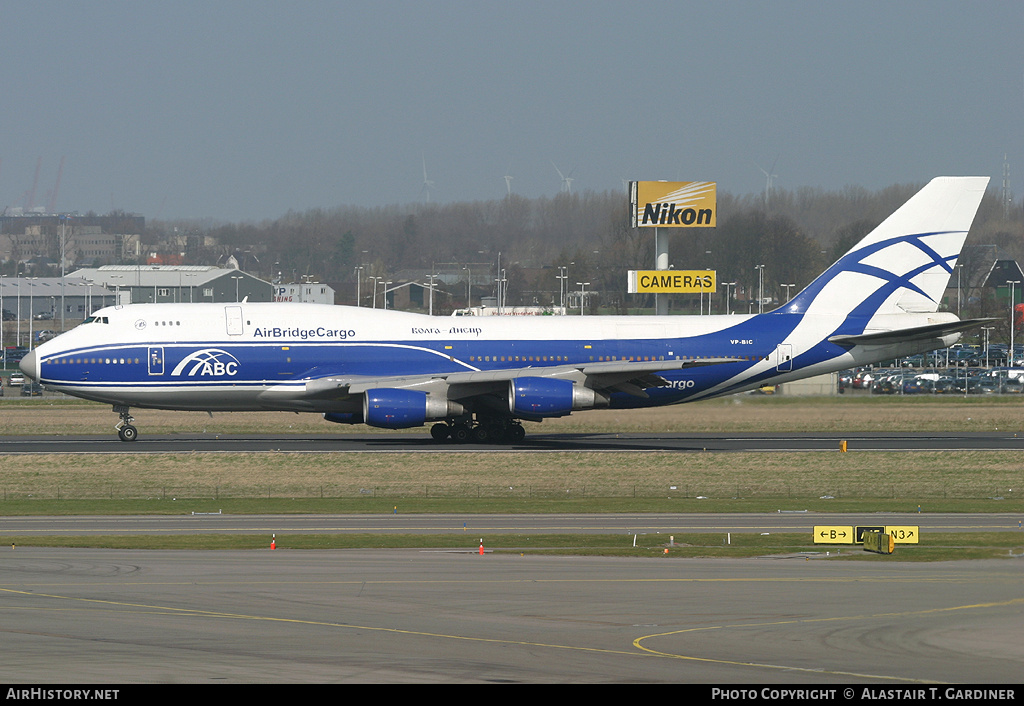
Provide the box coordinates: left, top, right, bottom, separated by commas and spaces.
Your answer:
363, 388, 462, 429
508, 377, 605, 417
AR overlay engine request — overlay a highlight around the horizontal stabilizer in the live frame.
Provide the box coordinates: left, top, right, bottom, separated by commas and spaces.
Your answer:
828, 318, 995, 347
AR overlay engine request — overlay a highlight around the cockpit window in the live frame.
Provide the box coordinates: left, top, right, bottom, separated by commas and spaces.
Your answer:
80, 316, 109, 325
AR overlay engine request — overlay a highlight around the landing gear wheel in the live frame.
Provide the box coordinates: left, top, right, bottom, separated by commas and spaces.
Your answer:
507, 424, 526, 443
430, 423, 450, 441
450, 424, 471, 443
113, 405, 138, 442
472, 425, 491, 443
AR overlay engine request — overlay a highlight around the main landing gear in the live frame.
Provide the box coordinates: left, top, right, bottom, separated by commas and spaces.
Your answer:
430, 418, 526, 444
113, 405, 138, 442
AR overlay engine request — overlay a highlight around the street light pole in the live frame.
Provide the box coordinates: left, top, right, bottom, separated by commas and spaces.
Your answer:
556, 266, 568, 314
577, 282, 590, 315
721, 282, 736, 314
60, 215, 67, 333
1009, 281, 1020, 365
756, 265, 765, 314
27, 278, 35, 350
16, 272, 21, 348
426, 273, 437, 316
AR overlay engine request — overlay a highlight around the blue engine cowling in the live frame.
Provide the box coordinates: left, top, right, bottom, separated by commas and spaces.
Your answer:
363, 388, 429, 429
361, 388, 462, 429
509, 377, 578, 417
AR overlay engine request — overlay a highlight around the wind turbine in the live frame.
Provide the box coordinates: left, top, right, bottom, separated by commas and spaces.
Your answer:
419, 154, 435, 203
503, 165, 514, 198
755, 157, 779, 210
552, 162, 574, 194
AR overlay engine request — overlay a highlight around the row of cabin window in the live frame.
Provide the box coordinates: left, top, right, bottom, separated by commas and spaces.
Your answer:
52, 357, 140, 365
467, 354, 768, 363
467, 354, 669, 363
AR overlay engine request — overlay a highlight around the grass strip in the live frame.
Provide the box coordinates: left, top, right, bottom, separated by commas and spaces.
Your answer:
0, 497, 1022, 515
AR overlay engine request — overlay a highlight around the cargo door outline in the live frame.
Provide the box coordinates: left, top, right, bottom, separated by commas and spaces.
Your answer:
148, 347, 165, 375
225, 306, 244, 336
776, 343, 793, 372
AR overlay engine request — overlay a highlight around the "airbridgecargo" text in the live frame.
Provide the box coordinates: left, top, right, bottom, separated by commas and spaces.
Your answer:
252, 327, 356, 340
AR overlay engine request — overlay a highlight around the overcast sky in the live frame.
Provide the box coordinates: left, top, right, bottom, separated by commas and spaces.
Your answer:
2, 1, 1022, 222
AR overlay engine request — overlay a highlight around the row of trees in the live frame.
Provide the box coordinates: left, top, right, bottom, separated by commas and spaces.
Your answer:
143, 183, 1023, 316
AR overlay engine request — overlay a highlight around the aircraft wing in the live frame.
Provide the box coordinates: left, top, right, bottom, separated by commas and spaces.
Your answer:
827, 318, 995, 347
284, 356, 744, 402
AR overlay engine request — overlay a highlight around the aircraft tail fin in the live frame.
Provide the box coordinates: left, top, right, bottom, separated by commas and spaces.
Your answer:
784, 176, 989, 318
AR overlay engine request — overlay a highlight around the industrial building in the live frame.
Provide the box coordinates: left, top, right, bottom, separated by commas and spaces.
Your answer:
68, 265, 273, 304
0, 213, 144, 267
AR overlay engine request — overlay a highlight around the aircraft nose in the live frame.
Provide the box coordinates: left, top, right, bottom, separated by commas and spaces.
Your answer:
20, 350, 38, 381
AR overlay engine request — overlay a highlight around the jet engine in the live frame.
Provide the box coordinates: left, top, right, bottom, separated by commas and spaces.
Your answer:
362, 388, 464, 429
508, 377, 607, 417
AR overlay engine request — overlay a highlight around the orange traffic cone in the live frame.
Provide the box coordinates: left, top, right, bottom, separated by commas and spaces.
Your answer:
479, 539, 484, 555
271, 534, 277, 550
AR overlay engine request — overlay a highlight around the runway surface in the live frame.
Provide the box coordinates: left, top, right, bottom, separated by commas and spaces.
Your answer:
0, 547, 1021, 683
3, 430, 1024, 453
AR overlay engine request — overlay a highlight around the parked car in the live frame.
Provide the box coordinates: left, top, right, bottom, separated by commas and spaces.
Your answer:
8, 371, 25, 386
1, 308, 15, 321
33, 311, 53, 320
852, 369, 876, 389
837, 370, 854, 393
20, 382, 43, 396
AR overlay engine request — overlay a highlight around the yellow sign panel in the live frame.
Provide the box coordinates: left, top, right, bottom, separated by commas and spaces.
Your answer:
629, 270, 716, 294
631, 181, 717, 228
813, 526, 854, 544
885, 526, 920, 544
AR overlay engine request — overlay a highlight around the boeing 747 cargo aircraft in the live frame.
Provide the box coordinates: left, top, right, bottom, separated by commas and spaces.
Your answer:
20, 176, 990, 442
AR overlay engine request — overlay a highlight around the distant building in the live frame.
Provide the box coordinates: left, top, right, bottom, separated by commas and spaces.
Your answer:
982, 259, 1024, 290
272, 281, 335, 304
68, 265, 273, 304
451, 303, 565, 316
0, 276, 117, 322
0, 214, 144, 268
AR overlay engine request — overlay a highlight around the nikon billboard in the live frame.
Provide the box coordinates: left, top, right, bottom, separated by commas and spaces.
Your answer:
631, 181, 717, 228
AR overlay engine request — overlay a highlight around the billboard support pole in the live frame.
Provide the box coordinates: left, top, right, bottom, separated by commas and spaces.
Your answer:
655, 227, 669, 316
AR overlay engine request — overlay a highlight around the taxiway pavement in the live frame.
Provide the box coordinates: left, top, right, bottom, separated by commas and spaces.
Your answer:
1, 548, 1022, 683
